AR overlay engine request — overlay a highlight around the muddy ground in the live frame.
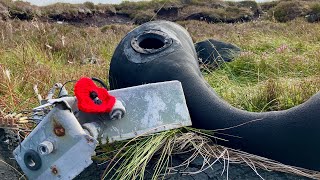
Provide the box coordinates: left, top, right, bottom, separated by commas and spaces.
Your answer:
0, 129, 21, 180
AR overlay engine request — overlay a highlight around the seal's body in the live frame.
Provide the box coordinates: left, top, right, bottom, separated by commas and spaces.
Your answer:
109, 21, 320, 171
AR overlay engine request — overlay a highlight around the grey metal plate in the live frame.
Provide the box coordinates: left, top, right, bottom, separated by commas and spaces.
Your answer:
13, 107, 97, 180
79, 80, 192, 144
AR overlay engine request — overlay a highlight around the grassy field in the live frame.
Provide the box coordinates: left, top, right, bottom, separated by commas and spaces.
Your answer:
0, 19, 319, 113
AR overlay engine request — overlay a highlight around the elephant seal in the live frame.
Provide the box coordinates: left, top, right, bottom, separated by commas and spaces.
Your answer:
109, 20, 320, 171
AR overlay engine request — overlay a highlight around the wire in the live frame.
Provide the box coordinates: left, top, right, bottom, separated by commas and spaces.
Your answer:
58, 80, 77, 98
58, 77, 108, 98
91, 77, 108, 90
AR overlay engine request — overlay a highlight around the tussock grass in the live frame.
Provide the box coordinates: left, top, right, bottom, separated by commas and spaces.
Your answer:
0, 19, 319, 112
0, 20, 133, 111
96, 128, 320, 179
0, 18, 319, 179
100, 128, 180, 179
180, 19, 320, 111
268, 0, 320, 23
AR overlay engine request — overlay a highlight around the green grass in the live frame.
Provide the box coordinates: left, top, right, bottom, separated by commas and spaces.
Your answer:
0, 19, 319, 113
180, 20, 320, 111
0, 16, 320, 180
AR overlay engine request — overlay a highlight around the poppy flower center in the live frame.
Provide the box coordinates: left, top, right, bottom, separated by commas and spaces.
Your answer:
89, 91, 102, 105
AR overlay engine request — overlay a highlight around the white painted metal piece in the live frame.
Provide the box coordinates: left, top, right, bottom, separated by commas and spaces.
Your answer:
78, 80, 192, 144
13, 104, 97, 180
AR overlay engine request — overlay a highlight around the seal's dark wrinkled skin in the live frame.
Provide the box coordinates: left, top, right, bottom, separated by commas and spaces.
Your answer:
109, 21, 320, 171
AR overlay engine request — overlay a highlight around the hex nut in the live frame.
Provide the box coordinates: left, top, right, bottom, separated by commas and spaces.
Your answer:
38, 141, 54, 155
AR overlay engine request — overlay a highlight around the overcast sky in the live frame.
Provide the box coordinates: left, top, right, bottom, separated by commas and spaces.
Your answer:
19, 0, 271, 6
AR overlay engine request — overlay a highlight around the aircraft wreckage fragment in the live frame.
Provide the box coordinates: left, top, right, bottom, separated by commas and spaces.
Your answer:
13, 20, 320, 179
109, 20, 320, 171
13, 80, 191, 179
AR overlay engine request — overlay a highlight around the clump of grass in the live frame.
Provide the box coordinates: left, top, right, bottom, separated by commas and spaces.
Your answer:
0, 20, 133, 111
270, 0, 310, 22
268, 0, 320, 22
179, 19, 320, 111
0, 66, 26, 112
101, 129, 180, 179
96, 128, 320, 179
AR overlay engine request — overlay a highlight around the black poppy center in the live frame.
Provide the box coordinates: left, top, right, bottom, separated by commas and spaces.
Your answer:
90, 91, 102, 105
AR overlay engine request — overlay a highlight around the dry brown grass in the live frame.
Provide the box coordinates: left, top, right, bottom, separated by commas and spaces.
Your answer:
0, 12, 319, 180
98, 129, 320, 179
0, 20, 133, 111
180, 19, 320, 111
0, 19, 319, 113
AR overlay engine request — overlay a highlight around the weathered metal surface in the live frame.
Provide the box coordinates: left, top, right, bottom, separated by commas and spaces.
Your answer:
13, 104, 97, 180
13, 80, 191, 179
78, 80, 192, 144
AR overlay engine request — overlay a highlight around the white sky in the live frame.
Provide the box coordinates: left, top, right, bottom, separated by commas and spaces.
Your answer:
19, 0, 272, 6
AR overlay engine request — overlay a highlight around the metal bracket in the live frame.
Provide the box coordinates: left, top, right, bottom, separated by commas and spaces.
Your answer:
14, 81, 191, 179
78, 80, 192, 144
13, 103, 97, 180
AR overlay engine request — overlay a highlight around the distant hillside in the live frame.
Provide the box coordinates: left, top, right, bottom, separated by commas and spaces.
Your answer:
0, 0, 320, 26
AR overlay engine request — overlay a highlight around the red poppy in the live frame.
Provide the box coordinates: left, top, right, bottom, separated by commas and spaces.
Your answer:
74, 77, 116, 113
